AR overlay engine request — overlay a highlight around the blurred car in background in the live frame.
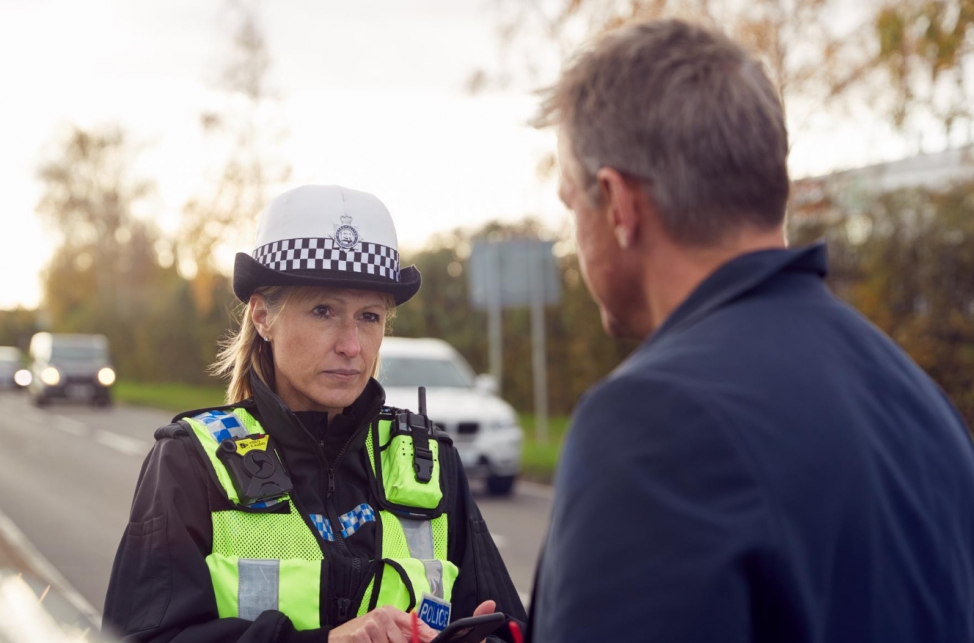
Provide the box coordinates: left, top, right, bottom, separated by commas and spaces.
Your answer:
0, 346, 30, 390
379, 337, 523, 496
27, 333, 115, 407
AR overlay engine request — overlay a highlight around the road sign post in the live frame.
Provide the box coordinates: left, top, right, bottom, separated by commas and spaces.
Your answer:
486, 244, 503, 392
530, 249, 549, 443
469, 240, 561, 444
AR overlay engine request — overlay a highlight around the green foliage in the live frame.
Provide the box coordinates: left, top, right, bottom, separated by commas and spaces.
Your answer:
0, 308, 39, 354
521, 439, 563, 483
874, 0, 974, 130
518, 413, 570, 482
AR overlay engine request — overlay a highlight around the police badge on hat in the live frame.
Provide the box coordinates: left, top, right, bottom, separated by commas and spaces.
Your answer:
333, 213, 361, 250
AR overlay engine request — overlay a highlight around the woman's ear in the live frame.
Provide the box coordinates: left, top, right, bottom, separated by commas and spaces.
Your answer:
250, 295, 270, 340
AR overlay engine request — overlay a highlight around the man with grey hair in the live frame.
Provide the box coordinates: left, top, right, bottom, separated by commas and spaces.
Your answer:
528, 18, 974, 643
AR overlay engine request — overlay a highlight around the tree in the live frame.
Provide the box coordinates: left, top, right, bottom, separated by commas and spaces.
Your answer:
36, 125, 155, 319
35, 124, 225, 383
0, 308, 39, 353
476, 0, 974, 156
181, 0, 290, 299
874, 0, 974, 137
476, 0, 873, 109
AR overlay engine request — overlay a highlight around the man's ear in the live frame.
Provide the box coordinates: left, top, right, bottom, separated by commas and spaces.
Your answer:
596, 167, 641, 249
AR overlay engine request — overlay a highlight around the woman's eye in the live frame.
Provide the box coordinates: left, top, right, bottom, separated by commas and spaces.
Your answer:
361, 312, 381, 323
312, 305, 331, 317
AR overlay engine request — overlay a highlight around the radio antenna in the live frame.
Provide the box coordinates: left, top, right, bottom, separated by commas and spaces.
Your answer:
418, 386, 427, 416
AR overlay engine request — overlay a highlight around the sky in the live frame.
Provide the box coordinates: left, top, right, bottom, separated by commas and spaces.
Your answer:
0, 0, 953, 310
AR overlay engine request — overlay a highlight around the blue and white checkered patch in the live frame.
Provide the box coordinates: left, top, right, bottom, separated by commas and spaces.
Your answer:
193, 410, 249, 443
309, 503, 376, 542
339, 503, 376, 537
310, 513, 335, 541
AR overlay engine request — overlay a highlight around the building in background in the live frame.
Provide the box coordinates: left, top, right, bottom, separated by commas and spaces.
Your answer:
790, 145, 974, 232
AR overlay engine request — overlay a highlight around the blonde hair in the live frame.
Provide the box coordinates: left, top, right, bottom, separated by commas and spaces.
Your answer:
211, 286, 396, 404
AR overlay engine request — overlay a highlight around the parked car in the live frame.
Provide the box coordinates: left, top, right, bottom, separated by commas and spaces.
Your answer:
378, 337, 523, 495
27, 333, 115, 407
0, 346, 28, 390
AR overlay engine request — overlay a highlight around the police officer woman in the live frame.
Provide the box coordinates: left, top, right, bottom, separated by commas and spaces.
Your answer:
103, 185, 526, 643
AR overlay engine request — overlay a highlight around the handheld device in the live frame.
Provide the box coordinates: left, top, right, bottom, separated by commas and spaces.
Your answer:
429, 613, 506, 643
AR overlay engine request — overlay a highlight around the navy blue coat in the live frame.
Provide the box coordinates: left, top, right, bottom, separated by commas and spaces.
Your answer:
531, 244, 974, 643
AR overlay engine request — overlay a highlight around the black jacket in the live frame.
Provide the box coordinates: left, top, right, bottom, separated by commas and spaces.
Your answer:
531, 244, 974, 642
104, 374, 526, 642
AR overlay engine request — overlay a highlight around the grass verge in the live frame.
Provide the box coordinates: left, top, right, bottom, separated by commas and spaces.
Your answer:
114, 380, 227, 414
115, 380, 567, 483
518, 414, 569, 484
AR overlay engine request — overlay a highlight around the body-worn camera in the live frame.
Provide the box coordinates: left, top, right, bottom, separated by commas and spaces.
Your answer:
216, 433, 293, 506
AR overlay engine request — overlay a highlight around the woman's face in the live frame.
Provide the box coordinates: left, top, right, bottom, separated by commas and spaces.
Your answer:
254, 288, 388, 414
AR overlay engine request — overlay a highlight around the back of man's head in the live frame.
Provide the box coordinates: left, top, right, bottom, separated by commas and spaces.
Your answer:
538, 19, 790, 246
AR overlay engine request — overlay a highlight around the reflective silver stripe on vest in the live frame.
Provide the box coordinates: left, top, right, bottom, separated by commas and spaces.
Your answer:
238, 558, 279, 620
400, 519, 434, 559
400, 519, 444, 598
423, 560, 444, 597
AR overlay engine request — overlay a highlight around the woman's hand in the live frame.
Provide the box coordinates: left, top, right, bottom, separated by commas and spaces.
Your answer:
327, 600, 500, 643
472, 600, 496, 643
327, 605, 438, 643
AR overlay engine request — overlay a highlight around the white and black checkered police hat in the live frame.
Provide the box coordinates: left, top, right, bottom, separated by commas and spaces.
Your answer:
233, 185, 421, 305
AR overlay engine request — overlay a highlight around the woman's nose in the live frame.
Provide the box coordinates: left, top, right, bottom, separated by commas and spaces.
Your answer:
334, 323, 362, 358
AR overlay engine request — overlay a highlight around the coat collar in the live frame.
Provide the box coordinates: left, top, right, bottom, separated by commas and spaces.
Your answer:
249, 369, 386, 455
647, 242, 828, 348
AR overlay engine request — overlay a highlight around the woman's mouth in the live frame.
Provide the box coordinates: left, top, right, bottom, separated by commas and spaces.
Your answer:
322, 369, 360, 381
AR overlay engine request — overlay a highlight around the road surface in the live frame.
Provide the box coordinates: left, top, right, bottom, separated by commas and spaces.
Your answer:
0, 391, 550, 618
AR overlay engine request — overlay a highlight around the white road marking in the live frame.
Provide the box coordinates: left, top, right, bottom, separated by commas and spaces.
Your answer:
516, 481, 554, 500
0, 504, 101, 627
0, 414, 40, 431
94, 430, 151, 457
2, 398, 150, 458
18, 409, 47, 425
53, 415, 88, 438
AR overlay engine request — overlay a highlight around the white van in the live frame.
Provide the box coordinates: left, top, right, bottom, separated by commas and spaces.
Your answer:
378, 337, 523, 495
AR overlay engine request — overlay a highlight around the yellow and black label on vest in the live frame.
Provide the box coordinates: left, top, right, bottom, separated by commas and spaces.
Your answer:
234, 434, 270, 455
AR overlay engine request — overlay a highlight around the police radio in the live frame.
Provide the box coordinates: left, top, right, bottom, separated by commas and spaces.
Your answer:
412, 386, 435, 483
392, 386, 437, 484
216, 433, 293, 506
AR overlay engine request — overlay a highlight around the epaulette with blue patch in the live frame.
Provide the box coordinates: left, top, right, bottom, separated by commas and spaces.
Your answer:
192, 410, 250, 443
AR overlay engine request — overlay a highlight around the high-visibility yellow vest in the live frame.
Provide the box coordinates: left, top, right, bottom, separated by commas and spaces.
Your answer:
181, 407, 458, 631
